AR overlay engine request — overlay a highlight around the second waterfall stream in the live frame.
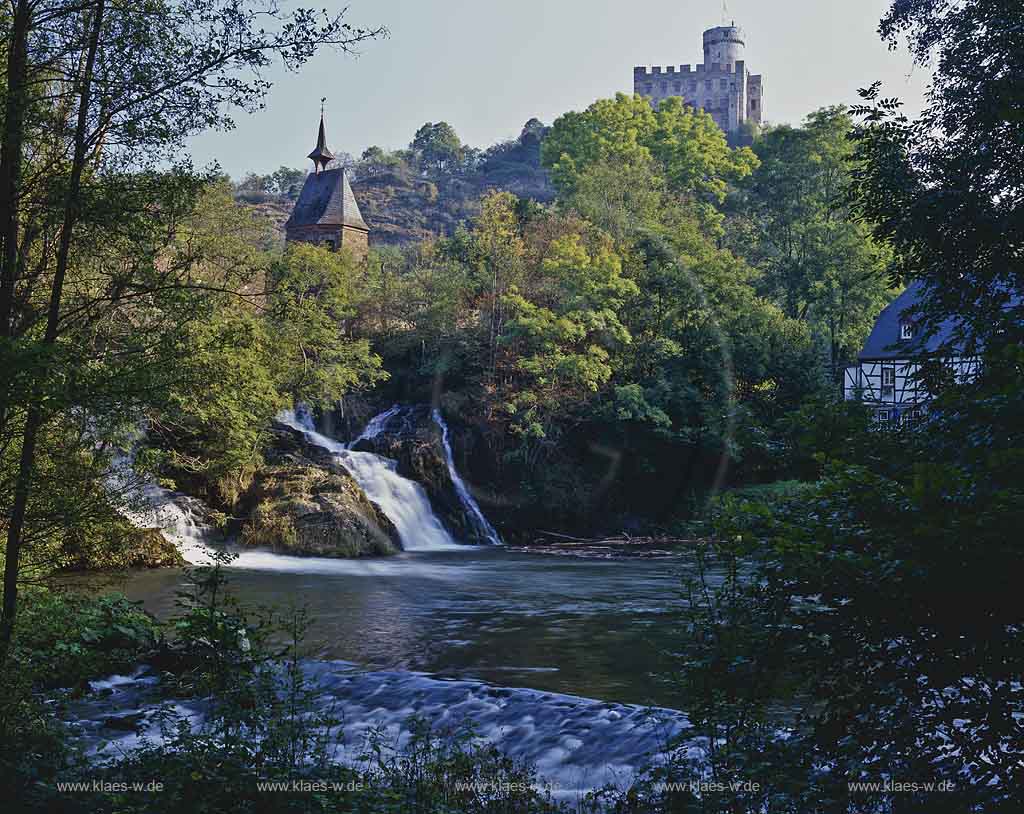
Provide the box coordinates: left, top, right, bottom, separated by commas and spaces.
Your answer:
277, 406, 492, 551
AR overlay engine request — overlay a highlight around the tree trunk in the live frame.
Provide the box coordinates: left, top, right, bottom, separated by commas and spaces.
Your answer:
0, 0, 32, 339
0, 0, 105, 664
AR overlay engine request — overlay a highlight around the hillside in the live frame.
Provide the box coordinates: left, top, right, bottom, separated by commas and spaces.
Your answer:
237, 118, 555, 247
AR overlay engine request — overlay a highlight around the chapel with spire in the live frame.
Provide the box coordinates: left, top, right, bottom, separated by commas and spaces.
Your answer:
284, 105, 370, 261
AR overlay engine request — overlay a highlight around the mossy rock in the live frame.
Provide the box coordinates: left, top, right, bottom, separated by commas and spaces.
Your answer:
241, 464, 399, 557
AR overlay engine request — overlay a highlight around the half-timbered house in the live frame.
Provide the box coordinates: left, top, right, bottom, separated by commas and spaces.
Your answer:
843, 282, 980, 425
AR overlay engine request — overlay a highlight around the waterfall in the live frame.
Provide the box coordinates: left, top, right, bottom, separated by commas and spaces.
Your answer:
277, 409, 464, 552
352, 404, 403, 443
432, 409, 501, 545
108, 454, 217, 565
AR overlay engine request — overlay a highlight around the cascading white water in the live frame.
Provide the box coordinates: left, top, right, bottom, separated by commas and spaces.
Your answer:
108, 454, 216, 565
352, 404, 402, 443
432, 408, 501, 545
277, 408, 464, 552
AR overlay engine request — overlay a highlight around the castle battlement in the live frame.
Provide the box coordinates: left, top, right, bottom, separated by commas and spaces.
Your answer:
633, 24, 764, 139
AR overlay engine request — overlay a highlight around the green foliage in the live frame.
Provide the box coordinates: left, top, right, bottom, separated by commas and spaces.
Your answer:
662, 0, 1024, 795
266, 242, 386, 406
542, 93, 758, 208
235, 166, 307, 202
12, 591, 159, 691
851, 0, 1023, 354
354, 95, 826, 529
0, 591, 159, 799
411, 121, 464, 173
147, 204, 385, 507
500, 233, 637, 442
728, 107, 895, 375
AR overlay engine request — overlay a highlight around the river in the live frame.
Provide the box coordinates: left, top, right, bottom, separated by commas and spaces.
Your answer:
91, 547, 694, 709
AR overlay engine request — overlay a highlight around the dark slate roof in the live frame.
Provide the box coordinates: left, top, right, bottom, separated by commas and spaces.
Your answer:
285, 168, 369, 232
859, 281, 968, 360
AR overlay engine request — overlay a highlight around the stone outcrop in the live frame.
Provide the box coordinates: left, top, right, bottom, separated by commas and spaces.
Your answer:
239, 427, 400, 557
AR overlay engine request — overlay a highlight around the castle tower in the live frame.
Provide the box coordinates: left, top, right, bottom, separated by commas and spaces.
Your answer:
702, 25, 745, 70
633, 23, 764, 142
285, 111, 370, 261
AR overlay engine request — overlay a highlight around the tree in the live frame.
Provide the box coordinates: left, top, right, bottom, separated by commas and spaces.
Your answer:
271, 166, 306, 199
0, 0, 386, 660
541, 93, 758, 213
149, 233, 385, 507
663, 3, 1024, 809
729, 107, 894, 376
411, 121, 464, 174
851, 0, 1023, 350
498, 232, 637, 451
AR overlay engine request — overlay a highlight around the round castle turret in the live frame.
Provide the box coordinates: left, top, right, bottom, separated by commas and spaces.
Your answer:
702, 25, 745, 69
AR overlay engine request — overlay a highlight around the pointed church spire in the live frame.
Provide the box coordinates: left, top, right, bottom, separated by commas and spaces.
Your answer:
307, 98, 335, 173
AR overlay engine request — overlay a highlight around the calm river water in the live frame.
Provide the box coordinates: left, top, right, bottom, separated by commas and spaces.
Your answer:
90, 548, 695, 708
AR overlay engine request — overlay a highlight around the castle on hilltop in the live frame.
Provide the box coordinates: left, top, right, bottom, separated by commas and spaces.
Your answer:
633, 23, 764, 139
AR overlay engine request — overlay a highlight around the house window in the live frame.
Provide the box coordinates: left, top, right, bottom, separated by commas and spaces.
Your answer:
877, 409, 890, 422
751, 99, 758, 110
881, 367, 895, 395
900, 322, 915, 340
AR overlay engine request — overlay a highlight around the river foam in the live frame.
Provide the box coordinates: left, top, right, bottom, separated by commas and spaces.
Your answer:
70, 660, 695, 798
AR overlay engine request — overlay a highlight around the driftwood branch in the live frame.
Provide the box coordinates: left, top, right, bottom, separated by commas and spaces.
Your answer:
514, 531, 705, 558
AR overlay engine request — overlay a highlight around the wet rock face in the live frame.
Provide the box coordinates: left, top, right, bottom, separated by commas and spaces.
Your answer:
241, 427, 400, 557
349, 406, 492, 545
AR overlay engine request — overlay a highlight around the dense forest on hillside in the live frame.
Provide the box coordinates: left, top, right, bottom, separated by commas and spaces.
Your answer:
222, 99, 892, 533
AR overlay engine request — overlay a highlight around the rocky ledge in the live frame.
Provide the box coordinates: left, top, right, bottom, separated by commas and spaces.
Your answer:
239, 426, 400, 558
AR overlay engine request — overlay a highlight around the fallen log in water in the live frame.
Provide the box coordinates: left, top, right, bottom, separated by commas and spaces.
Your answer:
507, 530, 706, 559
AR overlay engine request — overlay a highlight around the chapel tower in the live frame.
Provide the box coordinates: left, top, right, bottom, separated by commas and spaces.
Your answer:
284, 110, 370, 261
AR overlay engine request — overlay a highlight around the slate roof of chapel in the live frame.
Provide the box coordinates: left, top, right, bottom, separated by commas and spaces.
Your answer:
285, 168, 369, 232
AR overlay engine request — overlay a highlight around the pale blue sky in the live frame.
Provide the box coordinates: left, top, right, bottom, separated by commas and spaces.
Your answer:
189, 0, 930, 179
